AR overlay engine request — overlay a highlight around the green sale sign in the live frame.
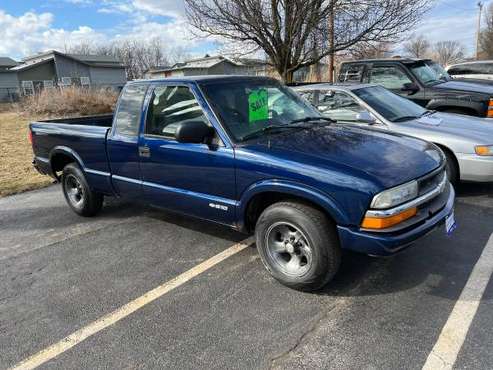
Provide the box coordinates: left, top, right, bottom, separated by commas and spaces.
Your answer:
248, 88, 269, 123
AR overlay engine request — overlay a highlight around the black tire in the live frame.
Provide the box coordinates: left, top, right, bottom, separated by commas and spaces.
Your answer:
61, 163, 103, 217
442, 149, 459, 185
255, 201, 341, 291
442, 108, 476, 117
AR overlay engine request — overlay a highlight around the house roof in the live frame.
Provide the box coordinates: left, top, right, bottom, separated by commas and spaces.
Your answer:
20, 50, 125, 68
0, 57, 18, 67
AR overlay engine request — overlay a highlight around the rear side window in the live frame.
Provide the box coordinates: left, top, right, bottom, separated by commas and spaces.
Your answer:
145, 85, 209, 138
114, 84, 148, 137
339, 64, 365, 82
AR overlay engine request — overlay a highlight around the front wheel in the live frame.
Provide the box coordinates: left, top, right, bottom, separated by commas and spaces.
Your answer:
62, 163, 103, 217
255, 201, 341, 291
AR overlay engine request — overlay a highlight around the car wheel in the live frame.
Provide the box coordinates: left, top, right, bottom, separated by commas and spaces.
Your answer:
442, 149, 459, 185
62, 163, 103, 217
255, 201, 341, 291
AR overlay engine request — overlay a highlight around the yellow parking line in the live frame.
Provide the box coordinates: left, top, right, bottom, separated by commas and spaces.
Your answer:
10, 238, 254, 370
422, 233, 493, 370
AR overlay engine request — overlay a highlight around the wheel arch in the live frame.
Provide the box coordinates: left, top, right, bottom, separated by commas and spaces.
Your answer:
49, 146, 86, 180
238, 180, 347, 233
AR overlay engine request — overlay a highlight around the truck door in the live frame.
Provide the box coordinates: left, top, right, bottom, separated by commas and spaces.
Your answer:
368, 64, 428, 107
107, 83, 149, 197
138, 83, 236, 226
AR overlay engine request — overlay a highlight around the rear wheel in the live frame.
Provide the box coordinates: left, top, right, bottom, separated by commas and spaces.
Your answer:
62, 163, 103, 216
255, 201, 341, 291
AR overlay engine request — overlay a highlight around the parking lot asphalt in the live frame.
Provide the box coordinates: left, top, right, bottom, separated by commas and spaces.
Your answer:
1, 183, 493, 369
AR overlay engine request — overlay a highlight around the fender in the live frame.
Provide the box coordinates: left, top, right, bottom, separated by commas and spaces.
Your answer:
426, 97, 483, 115
49, 146, 86, 180
237, 179, 348, 230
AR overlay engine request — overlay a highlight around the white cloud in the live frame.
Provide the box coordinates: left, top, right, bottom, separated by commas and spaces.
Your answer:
131, 0, 185, 18
0, 10, 107, 58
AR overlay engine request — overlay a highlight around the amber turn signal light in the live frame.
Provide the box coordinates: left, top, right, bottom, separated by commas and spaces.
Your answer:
361, 207, 418, 230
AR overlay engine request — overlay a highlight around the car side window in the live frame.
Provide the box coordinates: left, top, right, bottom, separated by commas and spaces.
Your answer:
114, 84, 148, 137
145, 85, 209, 138
315, 90, 365, 122
369, 66, 412, 90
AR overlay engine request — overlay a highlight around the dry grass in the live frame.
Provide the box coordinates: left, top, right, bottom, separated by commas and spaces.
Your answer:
19, 87, 118, 116
0, 112, 52, 197
0, 87, 118, 197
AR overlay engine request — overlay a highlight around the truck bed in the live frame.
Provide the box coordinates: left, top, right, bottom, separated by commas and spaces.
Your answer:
30, 114, 115, 195
37, 114, 114, 127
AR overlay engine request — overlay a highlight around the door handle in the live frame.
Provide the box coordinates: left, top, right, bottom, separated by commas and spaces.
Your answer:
138, 146, 151, 158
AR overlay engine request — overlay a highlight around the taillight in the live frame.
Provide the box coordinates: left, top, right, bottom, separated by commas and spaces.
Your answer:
28, 129, 33, 145
488, 99, 493, 118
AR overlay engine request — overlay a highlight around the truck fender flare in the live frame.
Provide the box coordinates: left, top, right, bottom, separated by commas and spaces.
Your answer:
426, 98, 481, 114
49, 146, 86, 179
237, 179, 348, 227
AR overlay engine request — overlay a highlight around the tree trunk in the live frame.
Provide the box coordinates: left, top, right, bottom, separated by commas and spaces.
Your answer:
280, 69, 294, 83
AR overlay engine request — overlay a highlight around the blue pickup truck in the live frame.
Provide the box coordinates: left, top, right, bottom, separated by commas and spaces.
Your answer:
30, 76, 455, 290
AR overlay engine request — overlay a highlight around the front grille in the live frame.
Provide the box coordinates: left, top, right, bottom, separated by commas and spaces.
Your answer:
418, 168, 446, 196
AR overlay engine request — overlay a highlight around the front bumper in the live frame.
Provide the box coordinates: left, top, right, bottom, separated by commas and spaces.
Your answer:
456, 153, 493, 182
337, 184, 455, 256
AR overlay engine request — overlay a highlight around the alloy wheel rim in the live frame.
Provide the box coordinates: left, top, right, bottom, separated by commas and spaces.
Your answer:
65, 174, 84, 207
265, 221, 313, 277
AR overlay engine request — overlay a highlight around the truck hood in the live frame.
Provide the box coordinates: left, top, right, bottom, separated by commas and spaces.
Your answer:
434, 80, 493, 95
240, 125, 442, 189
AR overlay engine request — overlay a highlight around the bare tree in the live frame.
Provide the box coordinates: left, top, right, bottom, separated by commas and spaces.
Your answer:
403, 35, 431, 58
480, 3, 493, 59
68, 38, 189, 80
346, 41, 395, 60
432, 41, 465, 67
185, 0, 432, 82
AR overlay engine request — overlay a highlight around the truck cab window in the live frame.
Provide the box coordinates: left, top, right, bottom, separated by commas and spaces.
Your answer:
369, 66, 412, 90
114, 84, 148, 137
145, 85, 209, 138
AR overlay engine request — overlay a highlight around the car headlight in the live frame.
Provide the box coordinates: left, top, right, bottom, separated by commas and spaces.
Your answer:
370, 180, 418, 209
475, 145, 493, 156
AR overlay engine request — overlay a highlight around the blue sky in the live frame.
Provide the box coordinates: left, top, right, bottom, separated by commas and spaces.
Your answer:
0, 0, 485, 60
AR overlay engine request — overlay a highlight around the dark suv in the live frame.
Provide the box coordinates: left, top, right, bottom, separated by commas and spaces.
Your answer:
338, 58, 493, 118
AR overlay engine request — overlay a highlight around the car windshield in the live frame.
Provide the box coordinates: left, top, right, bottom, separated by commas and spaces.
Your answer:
410, 61, 451, 86
353, 86, 427, 122
200, 79, 321, 142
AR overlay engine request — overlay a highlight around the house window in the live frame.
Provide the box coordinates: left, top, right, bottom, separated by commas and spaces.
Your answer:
80, 77, 90, 86
43, 80, 54, 89
21, 81, 34, 95
60, 77, 72, 86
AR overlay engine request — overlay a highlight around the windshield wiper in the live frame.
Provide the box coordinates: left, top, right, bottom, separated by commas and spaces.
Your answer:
290, 116, 336, 124
393, 116, 419, 122
240, 125, 304, 142
420, 110, 436, 117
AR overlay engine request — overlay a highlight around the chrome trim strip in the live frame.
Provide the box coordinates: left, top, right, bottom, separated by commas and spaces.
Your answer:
365, 172, 447, 218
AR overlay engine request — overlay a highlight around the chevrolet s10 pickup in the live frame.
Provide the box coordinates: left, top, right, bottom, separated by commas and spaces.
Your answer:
30, 76, 456, 290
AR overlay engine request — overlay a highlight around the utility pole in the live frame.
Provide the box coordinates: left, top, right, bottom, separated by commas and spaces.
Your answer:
328, 1, 335, 83
477, 1, 484, 59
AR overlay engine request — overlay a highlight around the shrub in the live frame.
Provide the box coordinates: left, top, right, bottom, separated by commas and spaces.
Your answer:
19, 87, 119, 117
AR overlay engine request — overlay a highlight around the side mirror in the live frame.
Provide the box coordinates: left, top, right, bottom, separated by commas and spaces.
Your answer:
174, 120, 214, 143
356, 111, 377, 125
401, 82, 419, 94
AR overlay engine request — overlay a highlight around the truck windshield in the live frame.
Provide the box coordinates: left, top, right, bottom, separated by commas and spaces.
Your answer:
200, 80, 320, 142
353, 86, 427, 122
409, 61, 451, 86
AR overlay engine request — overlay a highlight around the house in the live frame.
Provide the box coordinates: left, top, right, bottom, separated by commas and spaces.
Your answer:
145, 55, 270, 79
0, 57, 20, 102
9, 50, 127, 95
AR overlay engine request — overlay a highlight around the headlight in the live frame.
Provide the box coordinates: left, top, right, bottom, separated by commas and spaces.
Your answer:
475, 145, 493, 156
370, 180, 418, 209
